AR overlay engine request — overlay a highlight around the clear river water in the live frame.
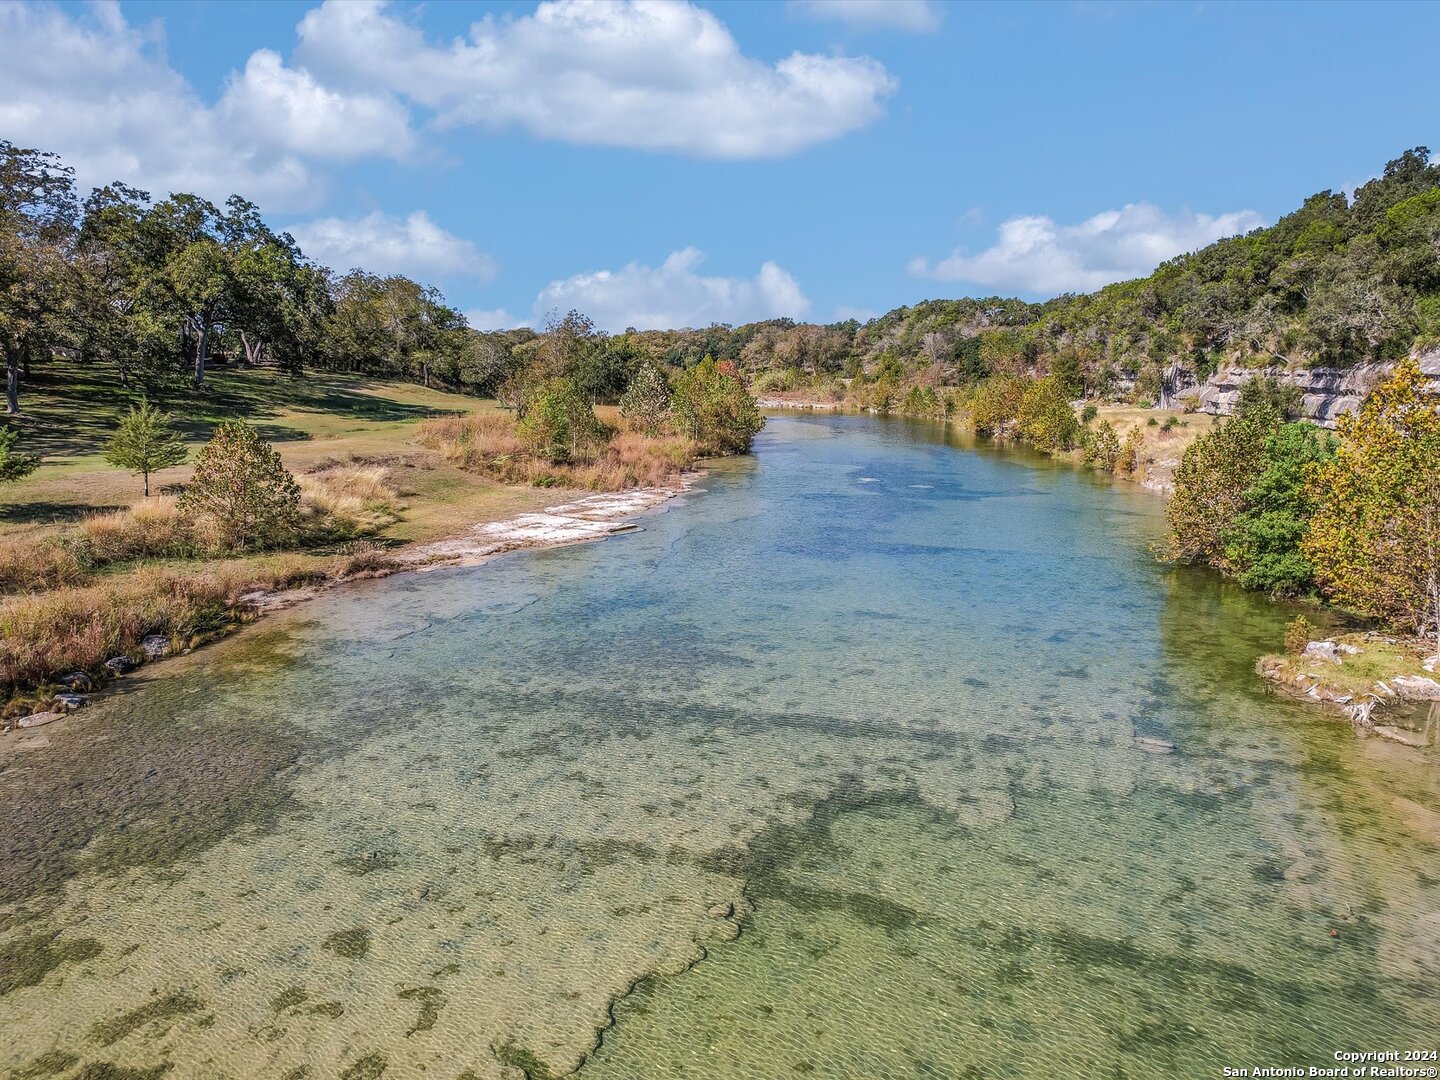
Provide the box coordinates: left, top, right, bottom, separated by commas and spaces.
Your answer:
2, 413, 1438, 1080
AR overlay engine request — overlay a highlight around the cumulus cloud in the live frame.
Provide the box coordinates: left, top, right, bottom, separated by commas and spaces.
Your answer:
910, 203, 1266, 295
0, 1, 317, 205
295, 0, 897, 158
289, 212, 496, 280
219, 49, 415, 162
534, 249, 811, 332
0, 1, 426, 208
791, 0, 942, 33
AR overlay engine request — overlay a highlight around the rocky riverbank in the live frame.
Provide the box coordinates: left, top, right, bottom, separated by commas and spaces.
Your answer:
2, 481, 697, 738
1258, 634, 1440, 747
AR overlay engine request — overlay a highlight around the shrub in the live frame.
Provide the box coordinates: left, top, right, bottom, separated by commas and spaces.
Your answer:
1284, 615, 1317, 655
1080, 403, 1099, 424
1116, 427, 1146, 475
178, 421, 301, 553
618, 361, 673, 436
0, 425, 38, 485
901, 384, 942, 417
672, 356, 764, 454
969, 375, 1027, 436
517, 377, 607, 463
1082, 419, 1122, 471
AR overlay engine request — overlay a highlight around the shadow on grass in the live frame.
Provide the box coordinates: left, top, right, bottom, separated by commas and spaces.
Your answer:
6, 361, 457, 461
0, 501, 125, 525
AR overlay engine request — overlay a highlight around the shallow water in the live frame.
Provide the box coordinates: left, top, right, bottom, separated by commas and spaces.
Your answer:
2, 414, 1437, 1080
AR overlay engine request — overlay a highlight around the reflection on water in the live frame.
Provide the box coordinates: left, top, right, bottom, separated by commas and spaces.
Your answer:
1, 414, 1436, 1079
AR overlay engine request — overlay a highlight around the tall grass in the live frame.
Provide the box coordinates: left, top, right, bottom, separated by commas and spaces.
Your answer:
0, 560, 327, 694
416, 414, 696, 490
80, 497, 196, 563
298, 464, 402, 541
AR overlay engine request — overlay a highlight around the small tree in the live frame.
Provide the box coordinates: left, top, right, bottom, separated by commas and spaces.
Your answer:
0, 425, 39, 484
517, 377, 605, 462
104, 402, 188, 496
1304, 359, 1440, 650
618, 361, 673, 436
1016, 376, 1081, 452
671, 356, 763, 454
178, 420, 299, 551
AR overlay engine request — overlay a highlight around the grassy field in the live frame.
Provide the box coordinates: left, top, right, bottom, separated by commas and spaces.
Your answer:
1088, 404, 1221, 491
1, 360, 559, 544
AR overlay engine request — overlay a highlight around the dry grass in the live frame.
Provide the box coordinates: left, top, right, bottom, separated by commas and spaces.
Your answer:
0, 559, 327, 694
80, 497, 196, 563
0, 535, 88, 594
298, 463, 403, 541
415, 414, 697, 491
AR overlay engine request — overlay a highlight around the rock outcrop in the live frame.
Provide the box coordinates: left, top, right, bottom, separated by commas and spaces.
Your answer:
1177, 349, 1440, 428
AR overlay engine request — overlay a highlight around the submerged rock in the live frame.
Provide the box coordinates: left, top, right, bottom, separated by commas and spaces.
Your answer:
1133, 736, 1176, 754
104, 655, 138, 675
707, 902, 734, 919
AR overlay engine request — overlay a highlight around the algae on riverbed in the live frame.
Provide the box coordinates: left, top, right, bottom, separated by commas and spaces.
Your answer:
0, 415, 1435, 1079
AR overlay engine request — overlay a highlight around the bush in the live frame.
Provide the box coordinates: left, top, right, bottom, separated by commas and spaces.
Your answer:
517, 377, 607, 463
1016, 377, 1081, 452
178, 421, 301, 553
1080, 403, 1099, 424
672, 356, 763, 454
969, 375, 1027, 436
1284, 615, 1317, 655
618, 362, 673, 436
1082, 420, 1122, 471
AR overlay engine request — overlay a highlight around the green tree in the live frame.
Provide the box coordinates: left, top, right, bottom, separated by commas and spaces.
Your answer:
1165, 392, 1284, 567
0, 141, 77, 414
671, 356, 763, 454
1082, 419, 1122, 471
517, 377, 605, 462
968, 375, 1026, 436
1220, 422, 1335, 595
1304, 360, 1440, 649
618, 361, 673, 436
0, 425, 39, 484
1016, 376, 1081, 452
104, 402, 188, 496
178, 420, 300, 551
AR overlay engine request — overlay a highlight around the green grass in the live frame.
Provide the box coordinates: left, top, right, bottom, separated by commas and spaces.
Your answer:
1, 358, 554, 540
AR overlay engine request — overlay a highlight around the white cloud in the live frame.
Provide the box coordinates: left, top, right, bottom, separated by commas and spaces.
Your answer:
0, 1, 318, 205
466, 308, 528, 331
791, 0, 943, 33
289, 212, 496, 280
910, 203, 1266, 295
535, 248, 811, 332
219, 49, 415, 162
296, 0, 897, 158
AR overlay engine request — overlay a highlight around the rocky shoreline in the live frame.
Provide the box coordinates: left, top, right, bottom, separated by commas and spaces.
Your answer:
1258, 636, 1440, 748
2, 479, 699, 739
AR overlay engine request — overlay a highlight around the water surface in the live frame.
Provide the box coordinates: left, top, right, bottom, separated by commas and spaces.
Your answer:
2, 414, 1437, 1079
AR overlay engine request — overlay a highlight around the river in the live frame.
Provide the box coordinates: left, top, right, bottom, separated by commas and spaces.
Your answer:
2, 413, 1437, 1079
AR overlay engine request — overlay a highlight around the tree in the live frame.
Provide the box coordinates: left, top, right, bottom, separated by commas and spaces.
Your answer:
1016, 376, 1081, 452
178, 421, 300, 551
1165, 392, 1283, 566
618, 361, 673, 436
0, 425, 39, 484
1220, 422, 1335, 595
105, 402, 188, 496
0, 141, 77, 414
517, 377, 605, 462
1304, 360, 1440, 649
671, 356, 764, 454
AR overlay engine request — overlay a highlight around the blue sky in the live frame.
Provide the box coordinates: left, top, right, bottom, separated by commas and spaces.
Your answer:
2, 0, 1436, 331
